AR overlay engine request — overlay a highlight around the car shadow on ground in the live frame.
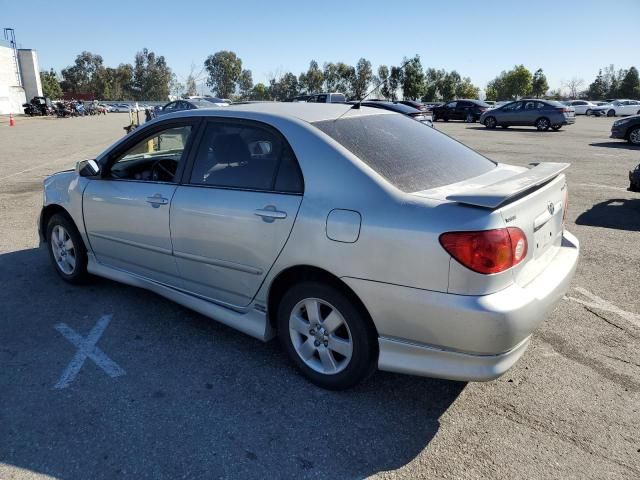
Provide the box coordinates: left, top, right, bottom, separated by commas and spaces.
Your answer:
575, 198, 640, 232
464, 126, 562, 133
589, 141, 638, 150
0, 248, 465, 480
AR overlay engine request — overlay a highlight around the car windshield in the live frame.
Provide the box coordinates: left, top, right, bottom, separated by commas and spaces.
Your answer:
313, 113, 496, 192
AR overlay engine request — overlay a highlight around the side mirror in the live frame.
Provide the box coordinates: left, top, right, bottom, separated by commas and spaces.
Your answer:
78, 159, 101, 177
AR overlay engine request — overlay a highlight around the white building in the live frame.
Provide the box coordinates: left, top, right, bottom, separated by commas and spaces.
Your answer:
0, 38, 43, 114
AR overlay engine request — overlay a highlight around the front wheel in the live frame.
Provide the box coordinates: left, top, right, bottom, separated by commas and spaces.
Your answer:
585, 109, 592, 116
535, 117, 550, 131
47, 213, 89, 283
607, 109, 615, 117
628, 127, 640, 146
484, 116, 497, 129
277, 281, 377, 390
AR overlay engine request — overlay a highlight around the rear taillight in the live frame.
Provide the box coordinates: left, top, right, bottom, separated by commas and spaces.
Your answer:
479, 107, 488, 112
556, 107, 570, 113
439, 227, 528, 274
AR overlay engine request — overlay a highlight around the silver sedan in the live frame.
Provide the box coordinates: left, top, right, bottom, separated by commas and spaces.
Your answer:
39, 103, 579, 390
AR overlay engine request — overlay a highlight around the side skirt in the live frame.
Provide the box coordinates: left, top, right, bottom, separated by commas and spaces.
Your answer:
87, 254, 275, 342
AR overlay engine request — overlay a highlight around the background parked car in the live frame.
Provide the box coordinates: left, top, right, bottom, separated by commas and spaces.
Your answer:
564, 100, 607, 116
157, 99, 219, 116
432, 100, 490, 123
610, 114, 640, 146
480, 99, 576, 131
358, 100, 433, 126
305, 92, 347, 103
395, 100, 429, 112
602, 100, 640, 117
110, 104, 132, 113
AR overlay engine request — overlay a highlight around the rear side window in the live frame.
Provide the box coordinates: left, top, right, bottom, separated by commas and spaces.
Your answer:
189, 120, 303, 193
313, 114, 496, 192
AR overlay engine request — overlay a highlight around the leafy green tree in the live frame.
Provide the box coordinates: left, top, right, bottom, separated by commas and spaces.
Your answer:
587, 70, 606, 100
132, 48, 172, 100
618, 66, 640, 98
249, 83, 270, 100
531, 69, 549, 98
237, 69, 254, 99
40, 69, 62, 99
268, 72, 299, 100
60, 51, 105, 95
204, 50, 242, 98
438, 71, 461, 100
335, 62, 355, 98
323, 62, 339, 91
376, 65, 390, 99
486, 65, 532, 100
423, 68, 444, 101
389, 66, 402, 101
455, 76, 479, 99
299, 60, 324, 94
351, 58, 373, 100
401, 55, 424, 100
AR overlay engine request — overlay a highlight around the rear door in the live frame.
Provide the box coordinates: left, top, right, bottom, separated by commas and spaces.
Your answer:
170, 118, 304, 307
521, 100, 543, 125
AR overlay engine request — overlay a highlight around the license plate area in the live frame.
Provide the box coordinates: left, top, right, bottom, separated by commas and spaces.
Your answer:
534, 220, 557, 256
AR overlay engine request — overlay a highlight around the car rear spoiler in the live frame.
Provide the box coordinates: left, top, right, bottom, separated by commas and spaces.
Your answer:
446, 162, 570, 209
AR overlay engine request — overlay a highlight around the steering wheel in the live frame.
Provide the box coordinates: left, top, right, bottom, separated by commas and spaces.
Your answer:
151, 159, 177, 182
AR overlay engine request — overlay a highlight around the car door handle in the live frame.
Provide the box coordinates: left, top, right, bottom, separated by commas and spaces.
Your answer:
254, 208, 287, 220
146, 195, 169, 207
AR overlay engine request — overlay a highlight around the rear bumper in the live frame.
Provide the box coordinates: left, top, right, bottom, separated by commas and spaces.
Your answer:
563, 117, 576, 125
343, 230, 579, 381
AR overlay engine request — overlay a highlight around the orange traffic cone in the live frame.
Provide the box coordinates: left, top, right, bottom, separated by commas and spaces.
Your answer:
9, 113, 15, 127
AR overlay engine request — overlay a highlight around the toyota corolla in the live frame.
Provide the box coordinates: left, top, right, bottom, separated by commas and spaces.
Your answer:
39, 103, 579, 390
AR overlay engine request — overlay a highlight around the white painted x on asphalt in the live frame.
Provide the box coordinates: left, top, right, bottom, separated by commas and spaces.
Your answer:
53, 315, 125, 389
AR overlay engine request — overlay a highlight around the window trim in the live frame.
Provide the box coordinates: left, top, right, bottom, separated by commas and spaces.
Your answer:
181, 117, 305, 195
99, 118, 202, 185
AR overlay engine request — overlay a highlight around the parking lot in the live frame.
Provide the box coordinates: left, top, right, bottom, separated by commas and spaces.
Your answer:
0, 113, 638, 479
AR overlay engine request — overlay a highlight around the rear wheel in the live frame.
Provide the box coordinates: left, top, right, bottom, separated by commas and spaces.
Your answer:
484, 116, 497, 129
585, 109, 592, 116
628, 127, 640, 146
607, 109, 615, 117
46, 213, 89, 283
535, 117, 550, 131
277, 281, 377, 390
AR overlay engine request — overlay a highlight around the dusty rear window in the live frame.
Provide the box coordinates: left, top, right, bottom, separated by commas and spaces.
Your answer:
313, 114, 496, 192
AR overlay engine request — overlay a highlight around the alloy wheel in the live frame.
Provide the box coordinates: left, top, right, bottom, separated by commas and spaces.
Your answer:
50, 225, 76, 275
288, 298, 353, 375
629, 128, 640, 145
536, 118, 550, 131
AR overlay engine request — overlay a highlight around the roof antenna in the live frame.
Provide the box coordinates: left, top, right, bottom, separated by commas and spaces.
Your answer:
333, 56, 415, 122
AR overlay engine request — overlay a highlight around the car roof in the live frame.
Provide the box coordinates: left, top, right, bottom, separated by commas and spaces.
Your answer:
360, 101, 419, 114
165, 102, 394, 123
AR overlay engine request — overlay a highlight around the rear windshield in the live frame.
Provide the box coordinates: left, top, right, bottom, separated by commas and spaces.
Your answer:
313, 113, 495, 192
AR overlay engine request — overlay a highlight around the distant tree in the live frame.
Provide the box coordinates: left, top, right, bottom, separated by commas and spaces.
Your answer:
249, 83, 270, 100
531, 69, 549, 98
323, 62, 339, 91
132, 48, 173, 100
299, 60, 324, 94
351, 58, 373, 100
389, 66, 402, 101
586, 70, 607, 100
562, 77, 584, 99
185, 74, 198, 96
486, 65, 532, 100
377, 65, 390, 99
204, 50, 242, 98
400, 55, 424, 100
439, 71, 460, 100
169, 73, 184, 99
269, 72, 299, 100
335, 62, 355, 98
455, 76, 480, 99
60, 51, 105, 95
548, 88, 564, 100
237, 69, 254, 99
618, 66, 640, 98
423, 68, 444, 101
40, 69, 62, 99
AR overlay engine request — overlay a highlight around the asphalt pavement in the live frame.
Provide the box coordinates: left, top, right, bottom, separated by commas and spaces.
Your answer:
0, 112, 638, 479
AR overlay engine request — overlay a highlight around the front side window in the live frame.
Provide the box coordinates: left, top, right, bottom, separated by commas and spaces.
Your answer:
108, 125, 193, 182
189, 121, 303, 192
313, 113, 495, 192
503, 102, 523, 111
446, 102, 457, 108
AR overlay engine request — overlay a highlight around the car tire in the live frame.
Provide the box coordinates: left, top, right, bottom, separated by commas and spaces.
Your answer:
277, 281, 377, 390
535, 117, 551, 131
607, 109, 615, 117
585, 109, 592, 116
484, 116, 497, 129
551, 124, 562, 131
46, 212, 89, 284
628, 127, 640, 146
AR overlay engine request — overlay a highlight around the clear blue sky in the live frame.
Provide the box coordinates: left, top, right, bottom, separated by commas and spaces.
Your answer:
3, 0, 638, 93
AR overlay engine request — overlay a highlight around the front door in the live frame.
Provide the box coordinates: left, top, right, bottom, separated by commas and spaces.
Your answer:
170, 119, 304, 307
500, 101, 524, 124
83, 121, 196, 286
